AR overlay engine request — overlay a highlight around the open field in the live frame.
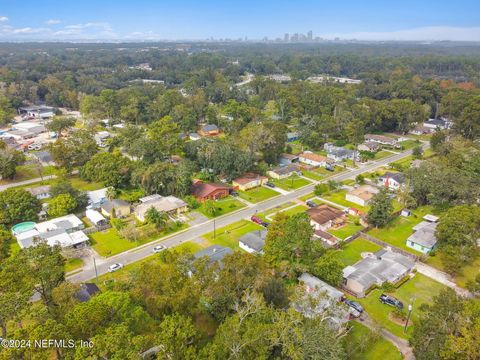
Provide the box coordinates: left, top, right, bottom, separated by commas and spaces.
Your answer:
237, 186, 279, 203
331, 237, 382, 266
270, 175, 310, 190
197, 197, 246, 218
202, 219, 263, 249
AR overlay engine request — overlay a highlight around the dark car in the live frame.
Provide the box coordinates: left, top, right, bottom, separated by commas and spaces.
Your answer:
379, 294, 404, 309
261, 221, 270, 228
306, 200, 317, 208
265, 182, 276, 188
230, 191, 239, 197
251, 215, 263, 225
344, 299, 364, 313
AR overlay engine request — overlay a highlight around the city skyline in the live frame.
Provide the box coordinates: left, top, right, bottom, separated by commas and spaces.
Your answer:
0, 0, 479, 42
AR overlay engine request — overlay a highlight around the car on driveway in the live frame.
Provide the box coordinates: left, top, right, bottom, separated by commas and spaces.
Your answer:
306, 200, 317, 208
265, 182, 276, 188
108, 263, 123, 273
379, 294, 404, 309
251, 215, 263, 225
230, 191, 238, 197
261, 221, 270, 228
152, 245, 166, 253
344, 299, 364, 313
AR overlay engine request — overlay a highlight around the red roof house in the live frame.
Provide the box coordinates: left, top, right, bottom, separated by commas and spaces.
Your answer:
191, 181, 231, 201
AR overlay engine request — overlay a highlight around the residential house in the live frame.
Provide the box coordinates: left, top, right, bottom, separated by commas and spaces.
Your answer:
378, 172, 405, 190
193, 245, 233, 266
364, 134, 398, 147
27, 185, 51, 200
307, 204, 345, 231
357, 141, 380, 152
189, 133, 201, 141
345, 185, 379, 207
267, 74, 292, 82
296, 273, 350, 326
33, 151, 55, 166
85, 209, 108, 227
406, 221, 438, 254
86, 188, 108, 209
94, 131, 111, 147
199, 124, 220, 136
409, 124, 430, 136
267, 164, 300, 179
74, 283, 101, 302
299, 152, 335, 169
135, 194, 187, 222
342, 249, 415, 298
239, 230, 267, 254
279, 153, 299, 166
11, 122, 47, 136
286, 132, 299, 142
232, 173, 268, 191
191, 181, 231, 201
423, 117, 451, 132
101, 199, 131, 218
313, 229, 341, 247
324, 143, 358, 162
18, 105, 55, 119
13, 214, 88, 249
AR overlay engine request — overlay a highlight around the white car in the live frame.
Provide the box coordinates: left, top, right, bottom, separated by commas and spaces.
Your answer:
152, 245, 166, 253
107, 263, 123, 273
28, 144, 42, 151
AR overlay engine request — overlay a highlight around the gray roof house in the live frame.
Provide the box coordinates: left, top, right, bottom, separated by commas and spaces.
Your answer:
342, 249, 415, 297
406, 221, 438, 254
379, 172, 405, 190
324, 143, 358, 162
194, 245, 233, 265
34, 151, 55, 166
75, 283, 101, 302
238, 230, 267, 254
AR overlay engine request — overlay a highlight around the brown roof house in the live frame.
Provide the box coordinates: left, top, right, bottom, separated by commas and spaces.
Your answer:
135, 194, 187, 222
191, 180, 231, 201
299, 152, 335, 168
345, 185, 379, 207
232, 173, 268, 191
198, 124, 220, 136
307, 204, 345, 232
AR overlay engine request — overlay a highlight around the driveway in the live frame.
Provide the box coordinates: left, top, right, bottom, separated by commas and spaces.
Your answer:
416, 263, 472, 297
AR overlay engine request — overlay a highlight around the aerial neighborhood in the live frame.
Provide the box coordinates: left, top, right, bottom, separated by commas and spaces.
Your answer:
0, 28, 479, 360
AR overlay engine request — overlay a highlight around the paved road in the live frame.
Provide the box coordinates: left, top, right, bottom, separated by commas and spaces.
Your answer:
68, 147, 420, 283
416, 263, 472, 297
0, 174, 57, 191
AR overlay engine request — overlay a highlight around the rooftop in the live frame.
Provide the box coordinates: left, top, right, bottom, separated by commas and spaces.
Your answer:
194, 245, 233, 264
408, 221, 438, 249
307, 204, 344, 225
269, 164, 299, 176
233, 173, 268, 185
191, 181, 231, 198
347, 185, 379, 201
239, 230, 267, 252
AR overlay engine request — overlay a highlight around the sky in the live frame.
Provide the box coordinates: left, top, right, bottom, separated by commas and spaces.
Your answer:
0, 0, 479, 41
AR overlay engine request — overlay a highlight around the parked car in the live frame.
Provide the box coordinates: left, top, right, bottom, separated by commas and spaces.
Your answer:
152, 245, 166, 253
265, 182, 276, 188
261, 221, 270, 228
251, 215, 263, 225
306, 200, 317, 208
344, 299, 364, 313
230, 191, 239, 197
28, 144, 42, 151
108, 263, 123, 273
379, 294, 404, 309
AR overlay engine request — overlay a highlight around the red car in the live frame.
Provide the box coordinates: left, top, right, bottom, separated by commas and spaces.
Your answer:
251, 215, 263, 225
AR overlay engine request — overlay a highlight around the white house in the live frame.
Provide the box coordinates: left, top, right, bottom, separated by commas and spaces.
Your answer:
238, 230, 267, 254
27, 185, 51, 200
299, 152, 335, 168
378, 172, 405, 190
86, 209, 107, 227
345, 185, 379, 207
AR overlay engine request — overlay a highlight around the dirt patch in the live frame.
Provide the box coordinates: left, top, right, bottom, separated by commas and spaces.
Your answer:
361, 251, 374, 259
388, 313, 413, 327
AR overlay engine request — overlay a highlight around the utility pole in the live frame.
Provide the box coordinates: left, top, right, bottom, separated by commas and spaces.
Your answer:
213, 218, 216, 241
93, 256, 99, 283
404, 303, 413, 333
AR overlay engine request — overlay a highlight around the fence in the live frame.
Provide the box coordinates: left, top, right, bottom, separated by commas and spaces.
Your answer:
359, 231, 419, 261
83, 224, 111, 235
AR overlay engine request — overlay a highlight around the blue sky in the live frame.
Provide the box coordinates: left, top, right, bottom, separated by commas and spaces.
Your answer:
1, 0, 479, 41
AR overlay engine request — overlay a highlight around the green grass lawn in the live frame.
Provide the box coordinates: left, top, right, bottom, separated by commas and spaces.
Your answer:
202, 219, 264, 250
302, 165, 345, 181
65, 258, 84, 272
320, 190, 365, 211
375, 150, 395, 160
344, 322, 402, 360
238, 186, 279, 203
367, 205, 445, 255
256, 202, 296, 221
270, 175, 310, 190
197, 197, 246, 218
331, 237, 382, 267
90, 222, 189, 257
328, 217, 364, 240
0, 164, 57, 185
70, 176, 105, 191
355, 273, 446, 339
279, 204, 308, 217
400, 139, 421, 150
425, 252, 480, 288
301, 170, 324, 181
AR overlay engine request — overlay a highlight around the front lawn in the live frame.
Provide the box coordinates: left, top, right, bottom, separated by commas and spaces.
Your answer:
343, 322, 402, 360
0, 164, 57, 184
90, 222, 189, 257
320, 190, 364, 211
238, 186, 279, 203
202, 220, 264, 249
70, 176, 105, 191
375, 150, 395, 160
367, 205, 445, 255
65, 258, 84, 272
355, 273, 446, 339
331, 237, 382, 266
270, 175, 310, 190
256, 202, 296, 221
197, 197, 246, 218
400, 139, 421, 150
328, 217, 364, 240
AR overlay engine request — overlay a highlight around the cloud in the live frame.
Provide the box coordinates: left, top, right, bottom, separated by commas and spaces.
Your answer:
0, 16, 8, 22
45, 19, 61, 25
324, 26, 480, 42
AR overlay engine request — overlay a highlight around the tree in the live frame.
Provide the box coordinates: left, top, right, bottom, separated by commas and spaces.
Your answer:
49, 129, 98, 171
155, 313, 199, 360
106, 186, 118, 201
0, 95, 15, 126
0, 226, 13, 260
50, 169, 88, 208
147, 116, 183, 159
0, 188, 41, 225
314, 183, 329, 196
48, 193, 77, 217
367, 188, 393, 227
45, 116, 76, 137
412, 145, 424, 159
430, 130, 446, 153
81, 151, 131, 188
454, 95, 480, 140
202, 200, 218, 217
346, 118, 365, 166
264, 213, 324, 272
0, 148, 25, 180
145, 206, 168, 229
312, 254, 344, 286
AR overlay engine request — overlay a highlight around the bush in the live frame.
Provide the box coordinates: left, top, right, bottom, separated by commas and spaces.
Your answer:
314, 183, 329, 196
110, 218, 125, 231
184, 195, 200, 209
355, 174, 365, 184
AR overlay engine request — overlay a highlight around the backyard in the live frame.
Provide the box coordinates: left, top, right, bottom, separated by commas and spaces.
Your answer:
270, 175, 310, 190
354, 273, 446, 339
302, 166, 345, 181
327, 216, 364, 240
197, 197, 246, 218
331, 237, 382, 266
202, 219, 264, 249
237, 186, 279, 203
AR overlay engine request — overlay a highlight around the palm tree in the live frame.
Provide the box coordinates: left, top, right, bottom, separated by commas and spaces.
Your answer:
106, 187, 117, 201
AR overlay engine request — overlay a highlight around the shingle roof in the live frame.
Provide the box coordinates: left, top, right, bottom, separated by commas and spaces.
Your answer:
233, 173, 268, 185
307, 204, 344, 225
239, 230, 267, 252
408, 221, 438, 249
269, 164, 299, 176
191, 182, 231, 198
380, 172, 405, 184
194, 245, 233, 264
